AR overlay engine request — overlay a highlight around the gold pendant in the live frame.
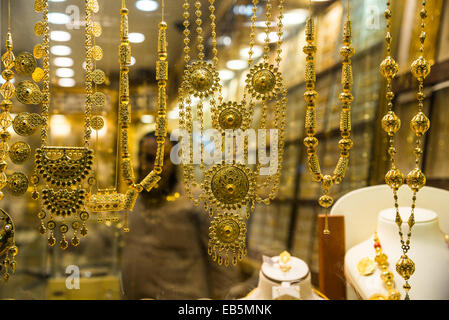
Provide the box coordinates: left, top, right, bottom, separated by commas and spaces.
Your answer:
9, 141, 31, 164
246, 63, 282, 101
86, 189, 125, 212
12, 112, 43, 136
35, 146, 94, 187
209, 212, 247, 267
6, 172, 29, 196
186, 61, 219, 98
203, 163, 256, 211
14, 52, 37, 76
357, 257, 375, 276
215, 101, 249, 132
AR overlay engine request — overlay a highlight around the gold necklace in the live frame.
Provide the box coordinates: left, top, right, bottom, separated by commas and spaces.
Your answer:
380, 0, 431, 300
31, 0, 95, 250
179, 0, 287, 267
303, 0, 354, 234
86, 0, 168, 233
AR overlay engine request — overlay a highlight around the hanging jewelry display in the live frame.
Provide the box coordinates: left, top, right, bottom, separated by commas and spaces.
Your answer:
380, 0, 430, 300
0, 0, 20, 283
86, 0, 168, 231
31, 0, 94, 249
303, 0, 354, 234
179, 0, 287, 266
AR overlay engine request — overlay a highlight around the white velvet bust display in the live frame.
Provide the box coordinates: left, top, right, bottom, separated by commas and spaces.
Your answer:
345, 207, 449, 300
242, 254, 323, 300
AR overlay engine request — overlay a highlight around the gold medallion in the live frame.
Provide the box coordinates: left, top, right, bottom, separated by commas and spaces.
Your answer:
209, 212, 247, 267
6, 172, 29, 196
92, 92, 106, 107
216, 101, 247, 131
357, 257, 375, 276
33, 44, 44, 59
9, 141, 31, 164
14, 52, 37, 76
186, 61, 219, 98
12, 112, 41, 136
15, 80, 41, 105
91, 45, 103, 61
246, 63, 282, 101
32, 67, 45, 83
204, 163, 256, 211
90, 115, 104, 130
34, 21, 45, 36
92, 69, 105, 85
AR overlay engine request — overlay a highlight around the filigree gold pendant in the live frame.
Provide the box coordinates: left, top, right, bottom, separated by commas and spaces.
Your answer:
208, 212, 247, 267
86, 189, 125, 213
203, 163, 256, 212
6, 172, 29, 196
12, 112, 43, 136
186, 61, 219, 98
0, 209, 18, 283
15, 80, 42, 105
9, 141, 31, 164
14, 52, 37, 76
215, 101, 250, 132
246, 63, 282, 101
35, 146, 94, 187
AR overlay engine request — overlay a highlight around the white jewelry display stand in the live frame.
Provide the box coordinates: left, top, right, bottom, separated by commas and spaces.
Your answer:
242, 255, 324, 300
345, 207, 449, 300
331, 185, 449, 300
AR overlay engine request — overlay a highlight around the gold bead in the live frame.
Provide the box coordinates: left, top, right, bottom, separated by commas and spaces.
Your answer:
303, 136, 318, 148
318, 194, 333, 208
385, 168, 404, 190
406, 168, 426, 192
380, 56, 399, 79
321, 175, 333, 190
338, 138, 353, 151
382, 111, 401, 135
411, 56, 431, 80
396, 255, 415, 280
410, 111, 430, 136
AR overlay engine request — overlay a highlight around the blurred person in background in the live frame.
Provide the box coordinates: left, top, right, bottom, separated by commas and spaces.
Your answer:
121, 131, 242, 299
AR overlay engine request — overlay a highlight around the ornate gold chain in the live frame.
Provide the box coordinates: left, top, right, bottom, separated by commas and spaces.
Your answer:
381, 0, 431, 300
303, 0, 354, 234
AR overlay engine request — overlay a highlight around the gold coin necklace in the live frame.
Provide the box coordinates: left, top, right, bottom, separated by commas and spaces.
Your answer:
380, 0, 431, 300
179, 0, 287, 267
31, 0, 94, 250
303, 0, 354, 234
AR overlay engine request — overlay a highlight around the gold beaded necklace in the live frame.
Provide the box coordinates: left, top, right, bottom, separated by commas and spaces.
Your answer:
179, 0, 287, 267
380, 0, 431, 300
86, 0, 168, 232
303, 0, 354, 234
31, 0, 95, 250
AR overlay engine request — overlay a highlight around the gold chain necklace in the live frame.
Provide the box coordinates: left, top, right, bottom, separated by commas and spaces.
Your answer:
179, 0, 287, 267
380, 0, 431, 300
31, 0, 95, 250
86, 0, 168, 233
303, 0, 354, 234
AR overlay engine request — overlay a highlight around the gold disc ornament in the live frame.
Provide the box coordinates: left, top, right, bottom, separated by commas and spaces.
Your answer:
90, 115, 104, 130
15, 81, 41, 105
6, 172, 29, 196
33, 44, 44, 59
32, 67, 45, 83
216, 101, 249, 131
9, 141, 31, 164
12, 112, 42, 136
92, 92, 106, 107
34, 21, 45, 37
204, 163, 256, 211
187, 61, 219, 98
92, 69, 105, 85
91, 45, 103, 61
14, 52, 37, 76
208, 212, 247, 267
246, 63, 282, 101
